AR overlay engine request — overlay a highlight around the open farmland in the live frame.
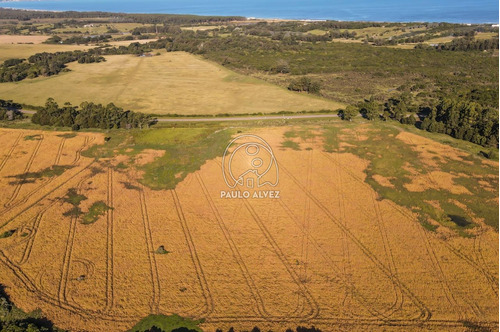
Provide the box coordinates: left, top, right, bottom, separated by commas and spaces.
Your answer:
0, 41, 92, 63
0, 51, 342, 115
0, 122, 497, 332
0, 35, 49, 45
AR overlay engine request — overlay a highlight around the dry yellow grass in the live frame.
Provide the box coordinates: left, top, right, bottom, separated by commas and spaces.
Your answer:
0, 35, 49, 45
0, 126, 497, 332
475, 32, 499, 40
0, 51, 343, 115
0, 43, 92, 63
396, 131, 469, 167
181, 25, 225, 31
404, 171, 472, 194
372, 174, 395, 188
425, 36, 456, 44
105, 39, 157, 47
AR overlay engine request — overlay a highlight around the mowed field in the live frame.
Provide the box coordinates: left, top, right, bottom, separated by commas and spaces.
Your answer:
0, 124, 497, 332
0, 41, 93, 63
0, 51, 343, 115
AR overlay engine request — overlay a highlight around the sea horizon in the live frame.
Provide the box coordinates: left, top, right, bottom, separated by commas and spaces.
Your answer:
0, 0, 499, 24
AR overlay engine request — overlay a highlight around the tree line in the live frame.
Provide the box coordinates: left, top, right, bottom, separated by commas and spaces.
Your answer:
352, 94, 499, 148
32, 98, 156, 130
0, 8, 244, 24
0, 41, 163, 83
421, 98, 499, 146
44, 34, 112, 45
0, 51, 105, 82
435, 36, 499, 51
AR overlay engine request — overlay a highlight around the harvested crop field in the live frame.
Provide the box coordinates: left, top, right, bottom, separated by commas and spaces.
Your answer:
0, 35, 50, 45
0, 51, 343, 115
0, 124, 497, 332
0, 42, 92, 63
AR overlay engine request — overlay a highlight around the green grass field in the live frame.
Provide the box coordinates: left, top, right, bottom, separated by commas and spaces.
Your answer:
83, 126, 234, 190
0, 51, 343, 115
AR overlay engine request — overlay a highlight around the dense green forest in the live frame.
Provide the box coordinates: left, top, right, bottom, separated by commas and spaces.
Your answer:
421, 98, 499, 146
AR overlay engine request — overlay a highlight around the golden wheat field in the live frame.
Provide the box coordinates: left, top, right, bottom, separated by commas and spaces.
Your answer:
0, 127, 497, 332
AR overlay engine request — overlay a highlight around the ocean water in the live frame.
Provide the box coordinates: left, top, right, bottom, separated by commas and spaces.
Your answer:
0, 0, 498, 24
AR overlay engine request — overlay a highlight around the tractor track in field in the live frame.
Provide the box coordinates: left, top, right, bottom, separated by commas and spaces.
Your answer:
70, 136, 92, 165
242, 198, 320, 320
214, 159, 320, 319
195, 172, 268, 319
57, 175, 89, 306
277, 198, 402, 321
171, 189, 214, 318
402, 136, 491, 319
334, 152, 354, 318
19, 211, 45, 265
4, 135, 44, 208
399, 134, 498, 296
0, 136, 94, 221
472, 230, 498, 294
0, 160, 96, 230
0, 137, 64, 216
138, 184, 161, 314
54, 137, 65, 164
2, 243, 498, 329
3, 242, 499, 330
0, 250, 138, 323
370, 174, 404, 317
321, 150, 458, 318
278, 161, 432, 321
0, 132, 23, 173
105, 167, 115, 312
351, 130, 405, 316
17, 164, 95, 267
320, 148, 490, 320
320, 151, 405, 317
296, 146, 313, 317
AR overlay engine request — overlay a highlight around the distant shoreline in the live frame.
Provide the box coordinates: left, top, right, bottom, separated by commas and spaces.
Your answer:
0, 5, 498, 25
